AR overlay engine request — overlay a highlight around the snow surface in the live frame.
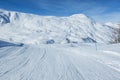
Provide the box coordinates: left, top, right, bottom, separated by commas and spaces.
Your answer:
105, 22, 120, 29
0, 9, 116, 44
0, 42, 120, 80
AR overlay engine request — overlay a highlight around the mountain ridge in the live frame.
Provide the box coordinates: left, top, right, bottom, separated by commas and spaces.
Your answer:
0, 9, 116, 44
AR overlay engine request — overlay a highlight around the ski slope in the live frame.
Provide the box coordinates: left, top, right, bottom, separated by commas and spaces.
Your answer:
0, 42, 120, 80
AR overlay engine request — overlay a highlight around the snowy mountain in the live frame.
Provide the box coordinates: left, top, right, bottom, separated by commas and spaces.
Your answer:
105, 22, 120, 29
0, 9, 116, 44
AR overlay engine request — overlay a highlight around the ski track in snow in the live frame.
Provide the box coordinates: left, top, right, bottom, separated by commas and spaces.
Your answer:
102, 50, 120, 57
0, 44, 120, 80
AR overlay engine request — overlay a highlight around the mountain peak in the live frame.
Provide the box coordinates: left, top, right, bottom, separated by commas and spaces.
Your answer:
70, 14, 87, 18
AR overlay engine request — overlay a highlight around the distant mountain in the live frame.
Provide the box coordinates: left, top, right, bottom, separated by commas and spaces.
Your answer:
105, 22, 120, 29
105, 22, 120, 43
0, 9, 116, 44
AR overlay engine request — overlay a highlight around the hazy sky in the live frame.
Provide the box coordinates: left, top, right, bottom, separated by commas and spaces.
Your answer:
0, 0, 120, 23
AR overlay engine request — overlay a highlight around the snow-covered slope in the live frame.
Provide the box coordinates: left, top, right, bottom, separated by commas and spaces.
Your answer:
0, 41, 120, 80
0, 9, 115, 44
105, 22, 120, 29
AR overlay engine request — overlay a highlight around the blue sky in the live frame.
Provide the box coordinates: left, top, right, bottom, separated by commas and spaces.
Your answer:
0, 0, 120, 23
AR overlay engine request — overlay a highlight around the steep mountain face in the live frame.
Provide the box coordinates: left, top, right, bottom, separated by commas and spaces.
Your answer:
0, 9, 115, 44
105, 22, 120, 43
0, 12, 10, 25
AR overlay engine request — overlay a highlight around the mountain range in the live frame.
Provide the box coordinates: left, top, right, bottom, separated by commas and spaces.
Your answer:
0, 9, 118, 44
